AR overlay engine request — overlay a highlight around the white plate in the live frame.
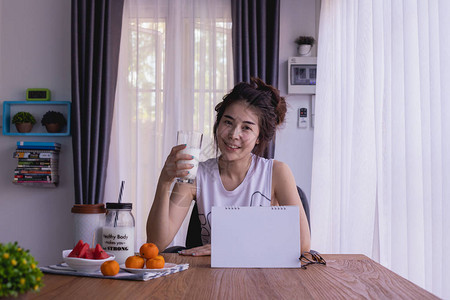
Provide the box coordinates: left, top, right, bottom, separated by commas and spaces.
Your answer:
120, 263, 177, 274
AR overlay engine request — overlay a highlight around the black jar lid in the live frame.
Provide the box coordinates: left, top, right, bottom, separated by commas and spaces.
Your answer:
106, 202, 132, 210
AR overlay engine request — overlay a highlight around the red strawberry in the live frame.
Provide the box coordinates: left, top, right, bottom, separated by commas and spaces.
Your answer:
94, 244, 109, 259
68, 240, 85, 257
77, 243, 90, 258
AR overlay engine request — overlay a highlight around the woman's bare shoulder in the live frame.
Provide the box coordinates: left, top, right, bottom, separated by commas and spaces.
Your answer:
272, 160, 299, 205
272, 160, 296, 187
273, 159, 292, 176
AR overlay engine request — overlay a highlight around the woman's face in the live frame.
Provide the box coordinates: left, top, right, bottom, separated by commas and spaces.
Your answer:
216, 101, 260, 162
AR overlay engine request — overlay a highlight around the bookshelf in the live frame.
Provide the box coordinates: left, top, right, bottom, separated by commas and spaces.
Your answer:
12, 142, 61, 188
2, 101, 71, 136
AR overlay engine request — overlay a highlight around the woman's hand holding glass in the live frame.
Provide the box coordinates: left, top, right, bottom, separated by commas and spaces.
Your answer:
160, 144, 195, 183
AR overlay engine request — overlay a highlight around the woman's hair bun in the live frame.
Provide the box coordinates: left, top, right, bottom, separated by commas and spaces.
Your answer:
250, 77, 286, 125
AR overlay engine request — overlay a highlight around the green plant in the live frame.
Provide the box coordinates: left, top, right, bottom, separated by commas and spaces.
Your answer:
295, 36, 316, 46
41, 111, 67, 126
0, 242, 43, 297
12, 112, 36, 124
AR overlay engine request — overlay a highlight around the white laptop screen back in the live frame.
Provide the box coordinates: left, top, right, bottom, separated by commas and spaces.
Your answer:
211, 206, 301, 268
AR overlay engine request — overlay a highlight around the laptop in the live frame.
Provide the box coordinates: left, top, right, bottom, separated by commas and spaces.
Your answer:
211, 206, 301, 268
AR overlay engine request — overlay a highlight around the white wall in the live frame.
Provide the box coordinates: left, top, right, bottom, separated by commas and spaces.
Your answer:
0, 0, 318, 267
0, 0, 74, 266
275, 0, 319, 201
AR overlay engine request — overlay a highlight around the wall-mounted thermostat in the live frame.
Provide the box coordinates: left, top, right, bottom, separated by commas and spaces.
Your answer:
288, 57, 316, 94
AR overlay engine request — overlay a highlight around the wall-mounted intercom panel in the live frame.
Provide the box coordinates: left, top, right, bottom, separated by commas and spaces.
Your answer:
288, 57, 317, 94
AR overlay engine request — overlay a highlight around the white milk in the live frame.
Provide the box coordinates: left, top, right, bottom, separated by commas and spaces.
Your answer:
102, 226, 135, 264
178, 147, 201, 180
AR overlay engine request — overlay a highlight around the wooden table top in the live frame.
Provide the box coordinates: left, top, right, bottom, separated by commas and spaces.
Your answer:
29, 254, 438, 299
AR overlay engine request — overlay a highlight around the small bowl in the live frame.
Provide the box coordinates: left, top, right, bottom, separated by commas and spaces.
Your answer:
62, 249, 115, 272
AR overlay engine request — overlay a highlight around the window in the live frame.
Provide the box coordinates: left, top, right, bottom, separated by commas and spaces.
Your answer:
105, 0, 233, 248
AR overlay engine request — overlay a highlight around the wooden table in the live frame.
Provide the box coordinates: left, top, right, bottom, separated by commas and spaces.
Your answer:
30, 254, 438, 299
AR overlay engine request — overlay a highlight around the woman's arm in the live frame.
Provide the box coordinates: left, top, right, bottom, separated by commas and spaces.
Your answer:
272, 160, 311, 253
146, 144, 196, 250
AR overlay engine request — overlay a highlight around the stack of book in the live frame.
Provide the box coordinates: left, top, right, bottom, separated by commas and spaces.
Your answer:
13, 141, 61, 187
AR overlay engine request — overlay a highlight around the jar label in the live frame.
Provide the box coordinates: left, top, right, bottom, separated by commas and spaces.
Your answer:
102, 226, 135, 264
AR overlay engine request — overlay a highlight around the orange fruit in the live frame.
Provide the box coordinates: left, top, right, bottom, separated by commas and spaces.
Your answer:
125, 255, 145, 269
146, 255, 165, 269
101, 260, 120, 276
139, 243, 159, 259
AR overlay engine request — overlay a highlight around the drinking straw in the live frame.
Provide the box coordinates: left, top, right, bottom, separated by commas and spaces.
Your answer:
92, 231, 96, 247
114, 181, 125, 227
118, 180, 125, 203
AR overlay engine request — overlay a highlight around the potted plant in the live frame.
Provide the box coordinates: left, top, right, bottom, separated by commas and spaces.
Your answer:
41, 110, 67, 133
294, 36, 315, 56
12, 111, 36, 133
0, 241, 43, 298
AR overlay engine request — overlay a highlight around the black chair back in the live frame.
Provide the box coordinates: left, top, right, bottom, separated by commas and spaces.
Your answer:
185, 202, 203, 249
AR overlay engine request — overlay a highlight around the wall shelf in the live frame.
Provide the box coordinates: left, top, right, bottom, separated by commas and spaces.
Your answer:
2, 101, 71, 136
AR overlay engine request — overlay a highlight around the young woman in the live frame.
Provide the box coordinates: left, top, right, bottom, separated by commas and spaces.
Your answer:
147, 78, 311, 255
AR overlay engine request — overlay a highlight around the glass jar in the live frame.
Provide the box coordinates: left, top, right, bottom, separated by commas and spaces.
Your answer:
102, 203, 135, 264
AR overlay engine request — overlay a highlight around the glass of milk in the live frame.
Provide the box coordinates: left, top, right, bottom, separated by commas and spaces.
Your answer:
176, 130, 203, 184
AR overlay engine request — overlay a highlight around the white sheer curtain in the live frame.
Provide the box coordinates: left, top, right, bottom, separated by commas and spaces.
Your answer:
104, 0, 233, 250
311, 1, 450, 298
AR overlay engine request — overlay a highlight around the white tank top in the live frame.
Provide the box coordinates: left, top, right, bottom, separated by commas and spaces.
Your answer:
196, 154, 273, 245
